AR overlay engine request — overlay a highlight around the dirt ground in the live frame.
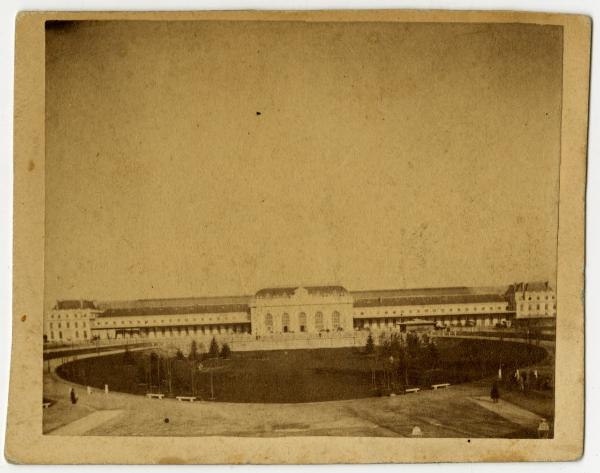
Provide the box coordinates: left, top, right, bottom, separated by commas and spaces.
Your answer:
44, 369, 550, 438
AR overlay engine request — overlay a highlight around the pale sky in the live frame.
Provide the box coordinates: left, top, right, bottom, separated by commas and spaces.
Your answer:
45, 21, 563, 307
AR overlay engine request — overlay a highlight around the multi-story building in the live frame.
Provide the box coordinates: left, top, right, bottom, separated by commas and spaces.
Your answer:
91, 295, 252, 340
511, 281, 557, 319
44, 300, 100, 344
43, 281, 556, 345
351, 286, 513, 330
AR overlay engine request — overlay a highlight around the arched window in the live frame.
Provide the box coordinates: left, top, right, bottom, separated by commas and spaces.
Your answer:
265, 313, 273, 333
298, 312, 307, 332
332, 311, 341, 330
315, 311, 324, 331
282, 313, 290, 332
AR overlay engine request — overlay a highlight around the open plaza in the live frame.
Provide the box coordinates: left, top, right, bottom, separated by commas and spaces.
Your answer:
43, 334, 555, 438
42, 280, 556, 438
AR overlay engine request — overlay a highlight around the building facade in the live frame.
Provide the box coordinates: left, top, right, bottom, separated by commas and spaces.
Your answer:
250, 286, 354, 336
511, 282, 557, 319
43, 281, 556, 345
44, 300, 100, 343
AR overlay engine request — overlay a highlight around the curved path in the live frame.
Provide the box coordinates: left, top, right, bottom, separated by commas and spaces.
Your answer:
43, 343, 553, 438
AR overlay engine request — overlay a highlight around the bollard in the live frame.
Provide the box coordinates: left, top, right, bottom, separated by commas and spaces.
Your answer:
104, 384, 109, 394
537, 418, 550, 439
411, 426, 423, 437
87, 386, 92, 395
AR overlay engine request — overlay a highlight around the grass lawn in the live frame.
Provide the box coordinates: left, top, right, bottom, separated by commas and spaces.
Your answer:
57, 339, 549, 403
199, 348, 376, 402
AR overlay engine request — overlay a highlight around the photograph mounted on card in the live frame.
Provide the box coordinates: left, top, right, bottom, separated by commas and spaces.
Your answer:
6, 9, 589, 464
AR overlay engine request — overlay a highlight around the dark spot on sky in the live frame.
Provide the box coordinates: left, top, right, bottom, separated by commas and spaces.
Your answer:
27, 160, 35, 172
256, 112, 261, 116
164, 418, 169, 423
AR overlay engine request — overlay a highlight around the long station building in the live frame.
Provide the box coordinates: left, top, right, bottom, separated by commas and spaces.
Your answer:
44, 281, 556, 344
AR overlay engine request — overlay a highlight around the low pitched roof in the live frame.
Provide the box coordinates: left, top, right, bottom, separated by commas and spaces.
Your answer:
353, 293, 507, 308
54, 300, 97, 310
255, 285, 348, 298
352, 285, 510, 308
96, 295, 252, 310
523, 281, 552, 292
99, 303, 250, 318
95, 295, 252, 318
350, 285, 508, 299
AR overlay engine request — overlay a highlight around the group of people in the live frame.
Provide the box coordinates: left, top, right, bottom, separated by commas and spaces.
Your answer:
496, 366, 552, 392
490, 366, 547, 402
511, 368, 536, 391
490, 365, 552, 438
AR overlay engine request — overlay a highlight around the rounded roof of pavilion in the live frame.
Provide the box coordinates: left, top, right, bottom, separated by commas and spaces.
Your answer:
255, 285, 348, 298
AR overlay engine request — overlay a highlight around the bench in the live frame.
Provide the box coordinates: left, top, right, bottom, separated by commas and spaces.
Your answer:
146, 393, 165, 400
42, 402, 51, 409
431, 383, 451, 390
176, 396, 196, 402
405, 388, 421, 394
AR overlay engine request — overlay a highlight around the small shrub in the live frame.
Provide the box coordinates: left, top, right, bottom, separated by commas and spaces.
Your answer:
208, 337, 219, 357
365, 334, 375, 354
220, 343, 231, 359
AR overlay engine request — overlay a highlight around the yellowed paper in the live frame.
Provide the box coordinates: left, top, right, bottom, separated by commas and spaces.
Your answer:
6, 10, 590, 464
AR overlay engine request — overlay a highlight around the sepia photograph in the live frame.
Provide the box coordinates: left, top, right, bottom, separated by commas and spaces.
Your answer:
5, 8, 591, 464
41, 18, 561, 439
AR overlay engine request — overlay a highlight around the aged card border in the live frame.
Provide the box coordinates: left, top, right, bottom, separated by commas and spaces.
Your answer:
6, 10, 590, 464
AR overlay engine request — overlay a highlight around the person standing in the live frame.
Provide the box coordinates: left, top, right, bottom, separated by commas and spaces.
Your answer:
69, 387, 78, 405
519, 376, 525, 392
490, 381, 500, 403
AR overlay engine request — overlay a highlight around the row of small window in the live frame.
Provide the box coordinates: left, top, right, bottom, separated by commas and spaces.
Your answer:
264, 311, 341, 332
49, 330, 88, 340
356, 306, 505, 316
109, 326, 250, 336
50, 313, 87, 319
357, 317, 506, 327
520, 303, 556, 311
49, 321, 86, 329
99, 315, 239, 326
517, 294, 555, 301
